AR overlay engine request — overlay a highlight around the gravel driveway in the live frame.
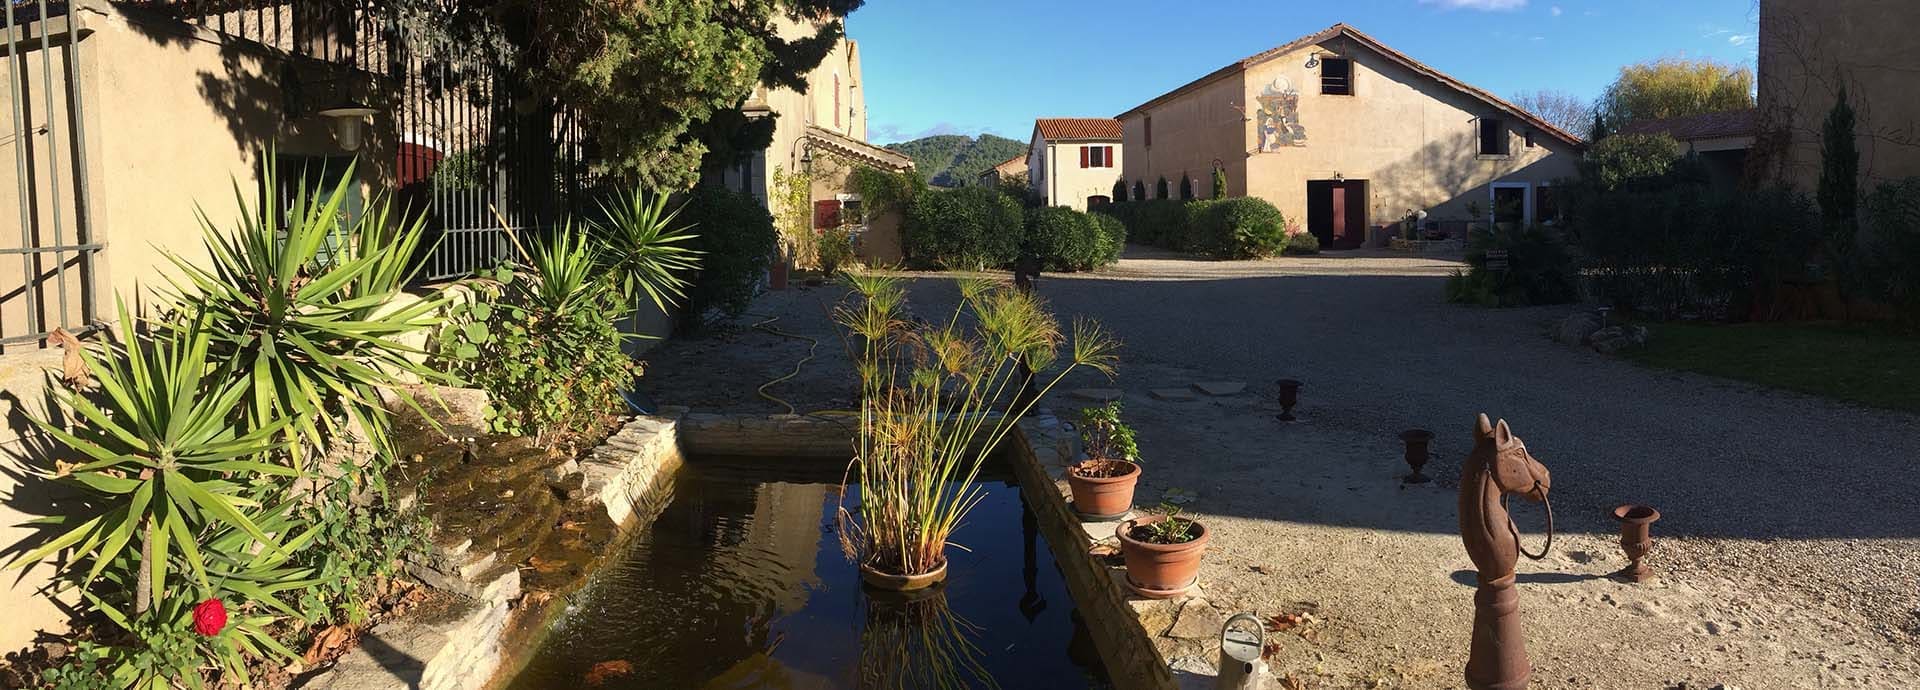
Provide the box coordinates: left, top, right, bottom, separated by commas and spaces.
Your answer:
641, 246, 1920, 689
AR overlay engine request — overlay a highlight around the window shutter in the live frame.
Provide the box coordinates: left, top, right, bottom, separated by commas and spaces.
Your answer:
814, 199, 841, 229
1105, 146, 1114, 167
1080, 146, 1089, 168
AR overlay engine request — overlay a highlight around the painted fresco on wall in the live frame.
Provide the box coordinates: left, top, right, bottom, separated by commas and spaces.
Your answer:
1256, 77, 1307, 151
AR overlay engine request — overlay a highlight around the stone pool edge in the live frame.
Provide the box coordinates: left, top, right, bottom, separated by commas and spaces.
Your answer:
1011, 412, 1180, 690
299, 408, 686, 690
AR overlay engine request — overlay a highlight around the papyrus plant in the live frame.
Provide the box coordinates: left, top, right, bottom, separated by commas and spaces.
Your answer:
835, 274, 1117, 577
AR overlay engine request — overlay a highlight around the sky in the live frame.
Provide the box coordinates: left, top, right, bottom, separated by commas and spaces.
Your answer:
851, 0, 1760, 145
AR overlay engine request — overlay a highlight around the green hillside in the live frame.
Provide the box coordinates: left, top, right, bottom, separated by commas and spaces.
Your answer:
883, 133, 1027, 187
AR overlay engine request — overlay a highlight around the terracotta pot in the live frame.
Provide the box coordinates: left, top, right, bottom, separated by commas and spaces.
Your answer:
1116, 515, 1209, 599
1066, 459, 1140, 521
859, 561, 947, 592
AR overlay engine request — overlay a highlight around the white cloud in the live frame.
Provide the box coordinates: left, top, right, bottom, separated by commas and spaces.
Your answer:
1550, 5, 1563, 16
1728, 34, 1753, 46
1419, 0, 1528, 10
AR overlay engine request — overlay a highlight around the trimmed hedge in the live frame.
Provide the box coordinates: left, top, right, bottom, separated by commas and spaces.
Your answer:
679, 183, 778, 324
1023, 206, 1124, 271
1098, 197, 1289, 259
903, 186, 1023, 269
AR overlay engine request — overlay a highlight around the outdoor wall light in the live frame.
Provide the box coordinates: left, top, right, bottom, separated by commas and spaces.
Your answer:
319, 101, 378, 152
1305, 52, 1320, 69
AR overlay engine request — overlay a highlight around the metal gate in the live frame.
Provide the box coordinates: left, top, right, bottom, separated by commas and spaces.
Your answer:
2, 1, 102, 348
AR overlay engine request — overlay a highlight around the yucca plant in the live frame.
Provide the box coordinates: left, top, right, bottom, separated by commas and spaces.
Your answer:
159, 160, 448, 470
835, 274, 1118, 580
9, 304, 310, 686
590, 187, 702, 314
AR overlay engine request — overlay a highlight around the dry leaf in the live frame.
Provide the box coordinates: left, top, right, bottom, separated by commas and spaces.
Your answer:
1281, 672, 1308, 690
47, 328, 91, 389
585, 659, 633, 686
1265, 613, 1304, 632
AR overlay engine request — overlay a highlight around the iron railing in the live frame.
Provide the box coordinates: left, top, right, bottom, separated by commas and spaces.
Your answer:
3, 1, 102, 350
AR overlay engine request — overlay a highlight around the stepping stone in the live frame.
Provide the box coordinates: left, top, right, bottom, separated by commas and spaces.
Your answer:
1190, 381, 1246, 396
1070, 388, 1123, 402
1150, 388, 1197, 402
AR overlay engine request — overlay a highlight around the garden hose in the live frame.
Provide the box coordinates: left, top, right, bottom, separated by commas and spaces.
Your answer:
750, 315, 817, 415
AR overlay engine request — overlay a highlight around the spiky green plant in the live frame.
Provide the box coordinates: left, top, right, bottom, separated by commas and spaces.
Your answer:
158, 160, 447, 470
835, 274, 1118, 578
590, 187, 702, 313
8, 303, 314, 686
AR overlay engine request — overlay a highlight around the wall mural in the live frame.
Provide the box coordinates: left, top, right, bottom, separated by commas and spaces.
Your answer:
1256, 76, 1307, 151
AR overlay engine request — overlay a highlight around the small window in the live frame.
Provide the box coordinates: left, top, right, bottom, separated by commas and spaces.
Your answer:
1524, 130, 1536, 148
1144, 116, 1153, 147
1321, 57, 1353, 96
1534, 186, 1559, 225
1478, 117, 1508, 156
1083, 145, 1112, 168
841, 198, 863, 224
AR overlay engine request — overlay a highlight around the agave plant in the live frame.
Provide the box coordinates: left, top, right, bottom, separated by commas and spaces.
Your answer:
159, 160, 447, 470
590, 187, 701, 313
835, 274, 1118, 579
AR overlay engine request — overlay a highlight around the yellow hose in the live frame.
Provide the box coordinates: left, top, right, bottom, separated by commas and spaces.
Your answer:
750, 315, 816, 415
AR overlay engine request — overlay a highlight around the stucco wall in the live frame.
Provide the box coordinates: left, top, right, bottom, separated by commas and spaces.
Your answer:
1120, 71, 1249, 200
0, 2, 397, 652
1031, 136, 1124, 212
1122, 36, 1580, 231
1758, 0, 1920, 192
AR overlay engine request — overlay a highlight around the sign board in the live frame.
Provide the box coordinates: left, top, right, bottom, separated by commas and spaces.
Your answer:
1485, 249, 1510, 272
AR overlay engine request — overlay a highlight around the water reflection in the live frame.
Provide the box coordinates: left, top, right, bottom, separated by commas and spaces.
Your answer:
507, 460, 1109, 690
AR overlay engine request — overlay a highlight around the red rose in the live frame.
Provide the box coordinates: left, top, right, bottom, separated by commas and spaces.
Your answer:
192, 598, 227, 637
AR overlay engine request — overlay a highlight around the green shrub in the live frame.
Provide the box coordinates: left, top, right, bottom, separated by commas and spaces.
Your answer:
438, 232, 633, 443
903, 186, 1023, 269
1580, 133, 1683, 191
1189, 197, 1287, 258
1023, 206, 1121, 271
1285, 231, 1320, 255
1098, 199, 1191, 247
1091, 212, 1126, 265
1864, 177, 1920, 315
677, 183, 777, 323
1450, 224, 1578, 307
818, 226, 856, 274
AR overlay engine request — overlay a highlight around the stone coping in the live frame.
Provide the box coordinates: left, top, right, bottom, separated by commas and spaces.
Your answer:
299, 407, 685, 690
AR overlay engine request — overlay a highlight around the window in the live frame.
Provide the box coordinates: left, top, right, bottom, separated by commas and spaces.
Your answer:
1524, 130, 1536, 148
1478, 117, 1508, 156
1321, 57, 1353, 95
1087, 195, 1111, 208
1534, 185, 1560, 225
1144, 116, 1152, 147
1080, 145, 1113, 168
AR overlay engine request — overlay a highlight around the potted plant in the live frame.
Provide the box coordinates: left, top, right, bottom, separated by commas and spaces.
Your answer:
1066, 402, 1141, 520
1116, 504, 1210, 599
835, 274, 1118, 590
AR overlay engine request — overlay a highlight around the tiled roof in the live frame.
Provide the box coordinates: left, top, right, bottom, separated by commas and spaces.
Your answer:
1619, 108, 1758, 141
802, 126, 915, 171
1116, 23, 1586, 149
1035, 118, 1123, 141
994, 154, 1028, 170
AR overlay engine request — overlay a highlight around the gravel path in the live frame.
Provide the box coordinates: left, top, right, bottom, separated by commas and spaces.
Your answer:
640, 247, 1920, 689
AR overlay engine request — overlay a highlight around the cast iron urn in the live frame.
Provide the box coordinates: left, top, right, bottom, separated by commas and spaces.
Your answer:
1610, 504, 1660, 583
1399, 429, 1434, 484
1275, 379, 1301, 422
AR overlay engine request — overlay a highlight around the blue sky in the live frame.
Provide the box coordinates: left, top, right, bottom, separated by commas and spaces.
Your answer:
852, 0, 1760, 144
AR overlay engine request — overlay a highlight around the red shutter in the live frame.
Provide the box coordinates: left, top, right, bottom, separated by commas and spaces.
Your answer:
1079, 146, 1089, 168
1104, 146, 1114, 167
833, 75, 841, 128
813, 200, 841, 229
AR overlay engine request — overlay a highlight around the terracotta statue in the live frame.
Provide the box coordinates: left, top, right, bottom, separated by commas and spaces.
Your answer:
1458, 414, 1553, 690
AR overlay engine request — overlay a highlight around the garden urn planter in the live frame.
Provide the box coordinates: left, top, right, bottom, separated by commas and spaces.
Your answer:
1275, 379, 1301, 421
1610, 504, 1660, 583
769, 258, 790, 290
860, 561, 947, 592
1066, 459, 1140, 521
1400, 429, 1435, 484
1116, 515, 1210, 599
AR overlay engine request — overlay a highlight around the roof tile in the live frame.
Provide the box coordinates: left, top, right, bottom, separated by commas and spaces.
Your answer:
1035, 118, 1122, 141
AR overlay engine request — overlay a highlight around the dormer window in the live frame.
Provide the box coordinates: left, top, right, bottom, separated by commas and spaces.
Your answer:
1321, 57, 1353, 96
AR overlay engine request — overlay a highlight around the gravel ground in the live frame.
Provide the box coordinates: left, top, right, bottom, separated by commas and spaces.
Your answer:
639, 246, 1920, 689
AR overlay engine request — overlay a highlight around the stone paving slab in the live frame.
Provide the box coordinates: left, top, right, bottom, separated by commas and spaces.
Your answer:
1190, 381, 1246, 396
1071, 388, 1124, 402
1149, 388, 1197, 402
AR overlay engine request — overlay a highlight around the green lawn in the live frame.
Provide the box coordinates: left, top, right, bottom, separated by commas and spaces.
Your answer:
1624, 322, 1920, 414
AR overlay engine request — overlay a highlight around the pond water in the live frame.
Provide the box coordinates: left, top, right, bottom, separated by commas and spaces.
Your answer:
506, 457, 1112, 690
